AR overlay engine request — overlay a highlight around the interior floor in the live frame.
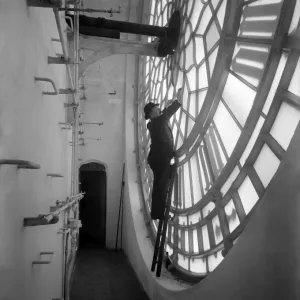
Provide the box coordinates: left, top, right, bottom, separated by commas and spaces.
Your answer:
70, 241, 150, 300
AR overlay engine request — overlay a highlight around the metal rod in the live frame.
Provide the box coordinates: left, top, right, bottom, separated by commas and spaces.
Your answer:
79, 137, 101, 140
71, 7, 80, 198
79, 122, 103, 126
65, 5, 81, 300
115, 163, 125, 251
52, 10, 76, 103
95, 18, 166, 38
65, 14, 167, 38
58, 7, 121, 14
44, 193, 85, 223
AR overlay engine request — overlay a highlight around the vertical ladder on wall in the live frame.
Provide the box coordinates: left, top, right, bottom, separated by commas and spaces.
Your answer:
151, 164, 176, 277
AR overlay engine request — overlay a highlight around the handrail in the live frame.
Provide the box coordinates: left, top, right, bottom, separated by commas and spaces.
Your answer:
44, 193, 84, 222
32, 252, 55, 265
23, 193, 84, 227
63, 15, 74, 32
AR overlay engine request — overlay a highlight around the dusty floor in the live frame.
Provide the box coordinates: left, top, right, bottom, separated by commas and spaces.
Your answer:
70, 241, 150, 300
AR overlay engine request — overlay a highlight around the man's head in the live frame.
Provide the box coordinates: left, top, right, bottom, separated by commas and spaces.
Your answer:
144, 102, 161, 120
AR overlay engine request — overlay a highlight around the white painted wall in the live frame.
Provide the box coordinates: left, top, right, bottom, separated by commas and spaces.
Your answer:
0, 3, 71, 300
77, 0, 136, 249
78, 53, 126, 248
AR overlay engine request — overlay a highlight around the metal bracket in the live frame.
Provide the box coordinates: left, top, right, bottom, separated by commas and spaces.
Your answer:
35, 77, 58, 95
47, 173, 64, 178
27, 0, 62, 8
51, 38, 61, 43
64, 103, 79, 108
59, 122, 72, 130
57, 228, 70, 235
59, 88, 76, 94
0, 159, 40, 170
48, 56, 73, 65
32, 252, 54, 265
67, 218, 82, 229
24, 215, 59, 227
63, 15, 74, 33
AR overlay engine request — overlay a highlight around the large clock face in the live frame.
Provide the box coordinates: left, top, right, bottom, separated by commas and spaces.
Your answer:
138, 0, 300, 276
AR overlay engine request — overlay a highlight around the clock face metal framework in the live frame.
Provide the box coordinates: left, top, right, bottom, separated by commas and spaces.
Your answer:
137, 0, 300, 278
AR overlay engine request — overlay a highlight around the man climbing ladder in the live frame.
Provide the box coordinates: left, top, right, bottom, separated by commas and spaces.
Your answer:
144, 88, 182, 220
144, 88, 182, 276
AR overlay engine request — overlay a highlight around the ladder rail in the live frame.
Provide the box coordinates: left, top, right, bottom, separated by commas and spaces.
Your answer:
151, 164, 177, 277
151, 219, 163, 271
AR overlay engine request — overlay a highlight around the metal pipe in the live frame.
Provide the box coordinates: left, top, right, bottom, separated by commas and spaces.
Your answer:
52, 8, 77, 198
24, 193, 84, 227
65, 244, 77, 300
64, 14, 167, 37
100, 18, 167, 38
79, 137, 101, 140
54, 193, 84, 214
63, 230, 70, 299
79, 122, 103, 126
52, 9, 76, 103
74, 7, 80, 196
69, 6, 80, 196
65, 7, 81, 300
53, 5, 82, 300
58, 7, 121, 14
48, 194, 84, 219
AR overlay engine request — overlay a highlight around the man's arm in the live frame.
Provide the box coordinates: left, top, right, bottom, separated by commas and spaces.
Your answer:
162, 88, 183, 120
162, 100, 181, 120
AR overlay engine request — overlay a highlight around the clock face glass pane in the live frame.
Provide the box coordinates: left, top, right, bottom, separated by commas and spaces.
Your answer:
137, 0, 298, 276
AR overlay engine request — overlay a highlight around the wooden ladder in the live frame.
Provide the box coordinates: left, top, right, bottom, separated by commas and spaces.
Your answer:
151, 164, 177, 277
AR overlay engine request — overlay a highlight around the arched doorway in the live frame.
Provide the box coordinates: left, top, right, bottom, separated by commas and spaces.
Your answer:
79, 162, 107, 248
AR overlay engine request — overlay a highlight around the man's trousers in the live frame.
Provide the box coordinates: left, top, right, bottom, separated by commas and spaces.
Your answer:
149, 156, 171, 220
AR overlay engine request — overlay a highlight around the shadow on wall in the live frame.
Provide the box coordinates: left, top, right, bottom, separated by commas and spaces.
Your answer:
79, 162, 107, 248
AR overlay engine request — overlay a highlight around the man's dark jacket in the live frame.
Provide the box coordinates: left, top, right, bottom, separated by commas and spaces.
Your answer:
147, 100, 181, 167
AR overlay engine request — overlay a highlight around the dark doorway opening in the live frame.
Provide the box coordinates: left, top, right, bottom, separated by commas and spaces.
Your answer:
79, 162, 107, 248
